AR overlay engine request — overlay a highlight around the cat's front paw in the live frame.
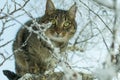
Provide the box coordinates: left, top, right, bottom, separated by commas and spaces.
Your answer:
18, 73, 34, 80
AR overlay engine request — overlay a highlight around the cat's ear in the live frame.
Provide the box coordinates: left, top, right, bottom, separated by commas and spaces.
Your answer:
45, 0, 55, 14
68, 3, 77, 19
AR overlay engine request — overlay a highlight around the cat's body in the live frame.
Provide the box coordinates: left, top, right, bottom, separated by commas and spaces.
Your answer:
13, 0, 77, 77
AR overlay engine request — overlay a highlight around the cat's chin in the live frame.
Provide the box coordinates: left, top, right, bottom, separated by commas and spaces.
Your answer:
47, 35, 68, 43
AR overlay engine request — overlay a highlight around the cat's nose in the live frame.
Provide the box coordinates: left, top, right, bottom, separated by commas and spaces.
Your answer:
55, 31, 61, 37
55, 29, 61, 34
56, 31, 60, 34
55, 32, 59, 36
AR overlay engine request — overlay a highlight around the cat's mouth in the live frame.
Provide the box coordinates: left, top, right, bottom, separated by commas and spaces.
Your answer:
45, 31, 69, 42
49, 36, 67, 42
47, 34, 68, 42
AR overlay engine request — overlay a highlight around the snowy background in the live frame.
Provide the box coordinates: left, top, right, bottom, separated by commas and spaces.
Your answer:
0, 0, 120, 80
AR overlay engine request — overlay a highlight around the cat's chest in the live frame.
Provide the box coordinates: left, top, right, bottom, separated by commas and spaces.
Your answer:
26, 32, 67, 61
27, 36, 51, 58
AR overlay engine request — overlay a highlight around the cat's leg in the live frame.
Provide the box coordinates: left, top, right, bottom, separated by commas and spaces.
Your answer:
14, 51, 29, 75
14, 51, 39, 75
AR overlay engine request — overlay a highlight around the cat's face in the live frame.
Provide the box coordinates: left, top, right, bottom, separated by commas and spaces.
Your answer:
43, 0, 77, 42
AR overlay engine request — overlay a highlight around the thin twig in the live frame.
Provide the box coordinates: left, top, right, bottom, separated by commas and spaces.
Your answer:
0, 0, 30, 19
96, 27, 109, 51
0, 54, 13, 66
79, 0, 113, 34
0, 40, 13, 48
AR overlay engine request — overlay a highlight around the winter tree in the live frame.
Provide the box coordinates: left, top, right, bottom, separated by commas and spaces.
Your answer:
0, 0, 120, 80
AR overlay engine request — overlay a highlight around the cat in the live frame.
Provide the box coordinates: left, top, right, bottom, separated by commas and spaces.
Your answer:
3, 70, 20, 80
4, 0, 77, 79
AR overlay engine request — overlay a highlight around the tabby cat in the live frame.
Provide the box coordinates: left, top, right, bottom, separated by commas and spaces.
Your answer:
5, 0, 77, 79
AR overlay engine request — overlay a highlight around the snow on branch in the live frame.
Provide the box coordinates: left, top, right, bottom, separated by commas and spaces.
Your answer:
93, 0, 120, 79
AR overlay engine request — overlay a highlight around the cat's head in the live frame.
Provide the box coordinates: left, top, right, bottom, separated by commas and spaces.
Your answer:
43, 0, 77, 43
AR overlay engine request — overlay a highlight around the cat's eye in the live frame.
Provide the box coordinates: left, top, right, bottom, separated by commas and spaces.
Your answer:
64, 21, 71, 27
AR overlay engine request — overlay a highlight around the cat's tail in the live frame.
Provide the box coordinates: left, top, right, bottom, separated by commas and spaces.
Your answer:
3, 70, 21, 80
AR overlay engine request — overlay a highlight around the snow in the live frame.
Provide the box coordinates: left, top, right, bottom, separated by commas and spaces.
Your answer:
1, 0, 120, 80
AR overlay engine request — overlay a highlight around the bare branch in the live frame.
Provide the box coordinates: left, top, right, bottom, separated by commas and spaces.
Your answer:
79, 0, 113, 34
0, 0, 30, 19
0, 53, 13, 66
96, 27, 109, 51
0, 40, 13, 48
92, 0, 114, 9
